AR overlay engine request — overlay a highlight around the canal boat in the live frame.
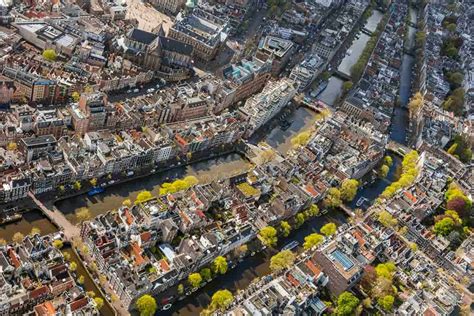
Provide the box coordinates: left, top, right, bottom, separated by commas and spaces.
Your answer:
88, 187, 105, 196
281, 240, 299, 251
279, 119, 291, 131
356, 197, 368, 207
0, 213, 22, 226
310, 81, 328, 98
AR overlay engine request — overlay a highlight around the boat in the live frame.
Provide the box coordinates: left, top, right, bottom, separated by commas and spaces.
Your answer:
356, 197, 368, 207
0, 213, 22, 226
88, 187, 105, 196
282, 241, 299, 251
279, 119, 291, 131
310, 81, 328, 98
346, 49, 353, 56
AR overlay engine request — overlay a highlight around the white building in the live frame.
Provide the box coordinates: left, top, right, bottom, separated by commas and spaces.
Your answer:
239, 79, 297, 136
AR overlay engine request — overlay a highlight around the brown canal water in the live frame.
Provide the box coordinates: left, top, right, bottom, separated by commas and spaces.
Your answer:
55, 153, 252, 224
0, 209, 58, 241
62, 247, 115, 316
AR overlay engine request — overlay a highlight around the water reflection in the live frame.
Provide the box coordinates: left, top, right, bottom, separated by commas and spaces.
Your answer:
318, 76, 344, 106
264, 107, 318, 155
0, 209, 58, 241
55, 153, 252, 224
161, 210, 348, 316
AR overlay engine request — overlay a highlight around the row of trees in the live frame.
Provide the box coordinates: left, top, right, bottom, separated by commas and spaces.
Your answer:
378, 155, 393, 178
380, 150, 419, 199
350, 12, 389, 81
446, 134, 472, 163
324, 178, 360, 208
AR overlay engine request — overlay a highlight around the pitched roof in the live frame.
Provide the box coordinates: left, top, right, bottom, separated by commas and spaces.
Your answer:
129, 28, 158, 45
159, 36, 193, 55
34, 301, 56, 316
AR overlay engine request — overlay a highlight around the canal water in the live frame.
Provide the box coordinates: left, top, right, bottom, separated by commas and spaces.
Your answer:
63, 247, 115, 316
160, 209, 348, 316
350, 7, 418, 209
0, 209, 58, 241
264, 107, 318, 155
318, 76, 344, 106
320, 9, 384, 105
55, 153, 252, 224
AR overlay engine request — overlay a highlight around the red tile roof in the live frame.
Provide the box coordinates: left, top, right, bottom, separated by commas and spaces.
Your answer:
29, 285, 50, 299
70, 297, 89, 312
34, 301, 56, 316
8, 248, 21, 268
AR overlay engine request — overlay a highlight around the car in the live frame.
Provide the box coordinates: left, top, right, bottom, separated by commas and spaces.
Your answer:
147, 88, 155, 93
133, 88, 139, 93
127, 89, 132, 93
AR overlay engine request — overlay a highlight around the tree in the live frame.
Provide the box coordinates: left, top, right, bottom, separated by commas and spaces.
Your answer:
360, 265, 377, 295
408, 92, 424, 113
177, 283, 184, 295
200, 268, 212, 281
294, 213, 306, 228
89, 178, 97, 186
136, 294, 157, 316
291, 131, 311, 148
303, 233, 324, 250
12, 232, 24, 244
71, 91, 80, 102
59, 185, 65, 193
183, 175, 198, 187
305, 204, 319, 218
69, 261, 77, 272
379, 164, 390, 178
259, 226, 278, 247
434, 217, 455, 236
75, 207, 91, 223
94, 297, 104, 310
6, 142, 17, 151
122, 199, 132, 207
30, 227, 41, 236
443, 88, 465, 116
378, 210, 398, 227
135, 190, 153, 204
0, 238, 6, 246
73, 181, 81, 191
336, 292, 360, 316
270, 250, 296, 272
447, 196, 468, 218
210, 289, 233, 311
343, 81, 353, 92
378, 295, 394, 311
383, 156, 393, 166
213, 256, 228, 275
324, 187, 342, 208
375, 262, 396, 280
340, 179, 359, 202
52, 239, 63, 249
320, 222, 337, 237
446, 71, 464, 88
42, 49, 57, 61
87, 291, 96, 298
62, 251, 71, 261
280, 221, 291, 237
188, 273, 202, 288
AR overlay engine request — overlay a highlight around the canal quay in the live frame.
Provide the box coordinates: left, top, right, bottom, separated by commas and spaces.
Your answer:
318, 9, 384, 106
0, 5, 419, 316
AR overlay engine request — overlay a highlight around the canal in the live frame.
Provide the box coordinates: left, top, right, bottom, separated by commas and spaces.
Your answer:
320, 9, 384, 105
160, 209, 348, 316
264, 107, 319, 155
350, 7, 418, 210
55, 153, 252, 224
63, 247, 115, 316
0, 209, 58, 241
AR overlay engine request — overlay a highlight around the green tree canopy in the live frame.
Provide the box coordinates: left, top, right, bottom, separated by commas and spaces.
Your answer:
303, 233, 324, 250
42, 49, 57, 61
210, 289, 234, 311
270, 250, 296, 272
280, 221, 291, 237
336, 292, 360, 316
135, 190, 153, 204
213, 256, 228, 275
324, 187, 342, 208
200, 268, 212, 281
320, 222, 337, 237
340, 179, 359, 202
433, 217, 455, 236
375, 262, 396, 280
378, 210, 398, 227
188, 273, 202, 288
259, 226, 278, 247
378, 295, 394, 311
136, 294, 157, 316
